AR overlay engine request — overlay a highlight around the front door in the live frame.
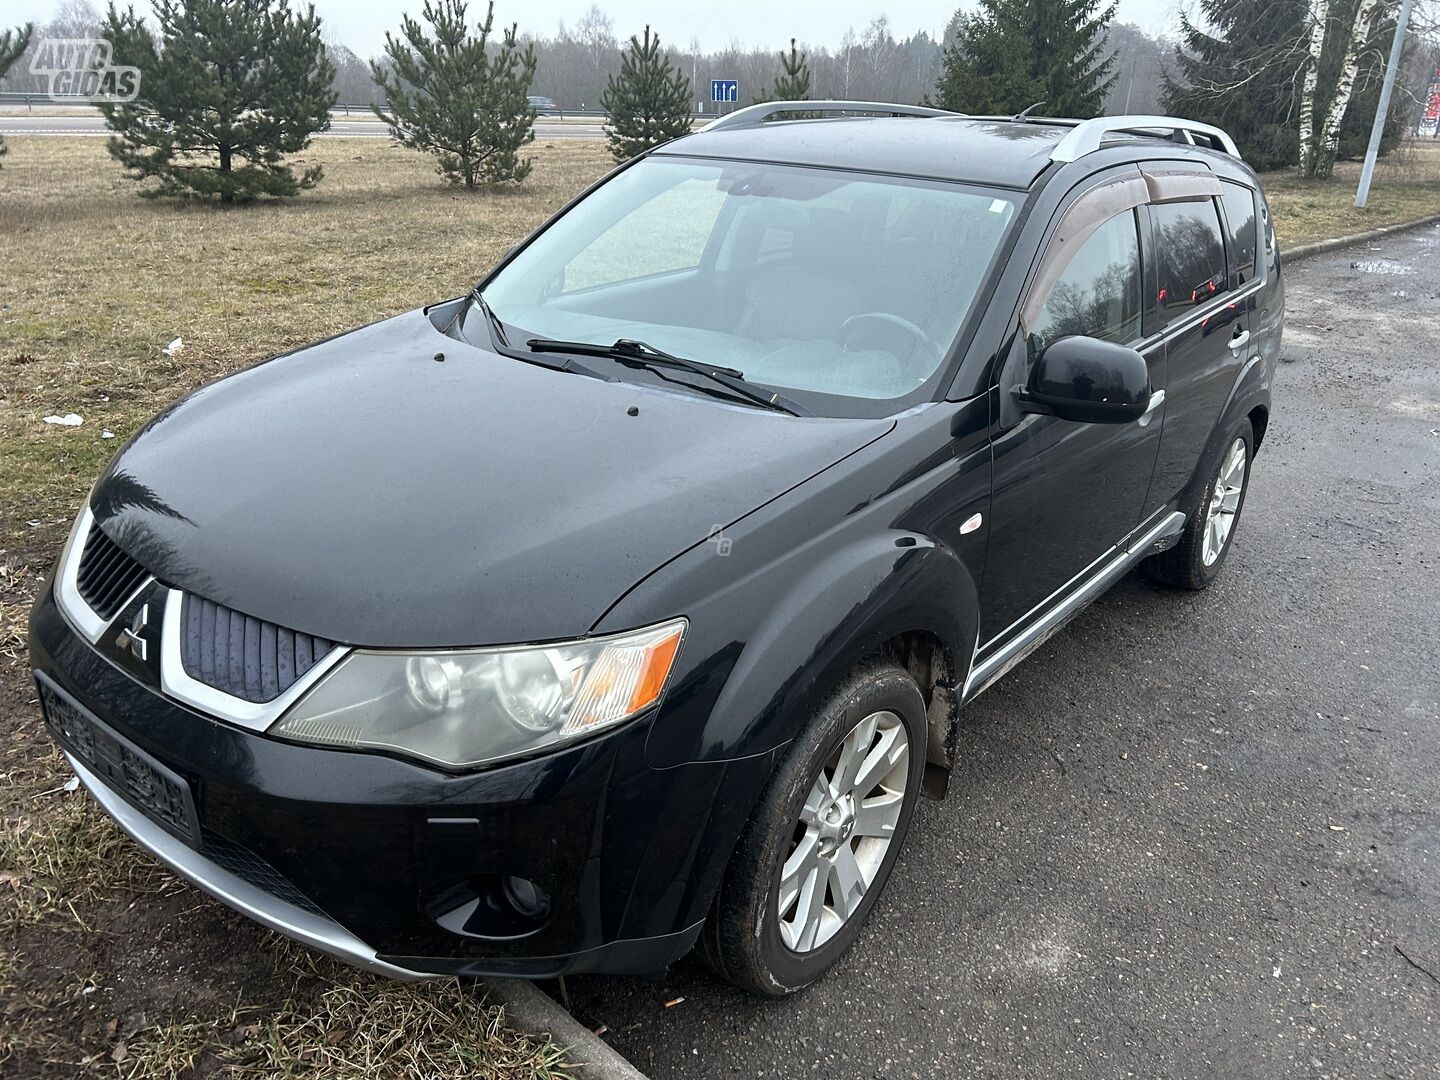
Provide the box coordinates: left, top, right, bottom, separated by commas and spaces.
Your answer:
979, 206, 1164, 651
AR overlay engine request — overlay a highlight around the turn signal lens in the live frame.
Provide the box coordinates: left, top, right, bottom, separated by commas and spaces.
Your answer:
564, 623, 685, 734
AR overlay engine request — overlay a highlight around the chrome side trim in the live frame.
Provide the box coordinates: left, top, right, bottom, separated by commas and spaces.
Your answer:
64, 751, 430, 981
977, 541, 1117, 654
1142, 280, 1264, 350
54, 506, 154, 645
159, 588, 350, 734
962, 510, 1186, 701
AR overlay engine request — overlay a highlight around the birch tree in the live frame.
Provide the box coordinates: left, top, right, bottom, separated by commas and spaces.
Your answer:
1296, 0, 1330, 175
1308, 0, 1385, 177
1166, 0, 1407, 178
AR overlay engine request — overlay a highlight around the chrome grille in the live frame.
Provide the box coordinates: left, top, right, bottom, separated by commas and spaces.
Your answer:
180, 595, 336, 704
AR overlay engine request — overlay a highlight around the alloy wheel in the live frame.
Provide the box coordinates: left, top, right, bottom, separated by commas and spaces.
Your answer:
1202, 436, 1247, 566
776, 709, 910, 953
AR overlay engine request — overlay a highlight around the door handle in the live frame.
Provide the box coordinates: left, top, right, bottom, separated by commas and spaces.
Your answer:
1229, 328, 1251, 353
1138, 388, 1164, 427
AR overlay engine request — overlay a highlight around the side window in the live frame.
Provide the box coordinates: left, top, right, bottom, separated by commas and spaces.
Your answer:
1151, 199, 1230, 323
1219, 182, 1258, 286
1029, 210, 1143, 355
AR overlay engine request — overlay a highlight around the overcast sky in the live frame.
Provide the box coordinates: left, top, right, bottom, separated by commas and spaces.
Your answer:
11, 0, 1184, 57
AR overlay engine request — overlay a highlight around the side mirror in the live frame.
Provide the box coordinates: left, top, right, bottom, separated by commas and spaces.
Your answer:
1020, 336, 1151, 424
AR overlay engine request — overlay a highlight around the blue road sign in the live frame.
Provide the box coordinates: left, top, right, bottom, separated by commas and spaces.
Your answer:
710, 79, 739, 103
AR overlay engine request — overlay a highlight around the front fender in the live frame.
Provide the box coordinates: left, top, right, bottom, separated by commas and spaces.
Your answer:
666, 534, 975, 770
594, 399, 991, 771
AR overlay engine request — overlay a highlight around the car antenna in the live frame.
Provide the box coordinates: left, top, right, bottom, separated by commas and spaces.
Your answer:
1012, 101, 1047, 122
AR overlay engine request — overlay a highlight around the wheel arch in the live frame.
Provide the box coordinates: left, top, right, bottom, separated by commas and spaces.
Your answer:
1180, 356, 1270, 512
635, 532, 978, 778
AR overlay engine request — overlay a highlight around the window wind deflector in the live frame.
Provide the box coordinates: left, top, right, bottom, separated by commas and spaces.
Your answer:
1141, 170, 1223, 204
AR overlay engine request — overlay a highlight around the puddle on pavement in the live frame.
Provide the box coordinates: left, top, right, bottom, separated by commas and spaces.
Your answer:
1389, 396, 1440, 419
1350, 259, 1414, 275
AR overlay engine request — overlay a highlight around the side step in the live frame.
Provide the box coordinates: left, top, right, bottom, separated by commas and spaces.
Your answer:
960, 510, 1186, 703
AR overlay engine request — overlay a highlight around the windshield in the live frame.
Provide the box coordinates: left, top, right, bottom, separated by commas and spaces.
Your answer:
481, 156, 1016, 412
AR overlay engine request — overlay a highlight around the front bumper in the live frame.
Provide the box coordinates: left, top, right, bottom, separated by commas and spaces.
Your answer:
64, 749, 429, 978
30, 585, 774, 978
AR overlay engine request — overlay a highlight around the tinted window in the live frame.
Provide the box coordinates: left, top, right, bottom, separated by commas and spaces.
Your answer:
1152, 200, 1229, 322
1029, 210, 1142, 354
1220, 182, 1258, 285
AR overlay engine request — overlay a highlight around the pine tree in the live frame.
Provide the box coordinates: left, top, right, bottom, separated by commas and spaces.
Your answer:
601, 26, 693, 163
770, 39, 813, 102
1162, 1, 1309, 172
0, 23, 34, 166
1163, 0, 1407, 177
934, 0, 1117, 118
373, 0, 538, 189
99, 0, 335, 203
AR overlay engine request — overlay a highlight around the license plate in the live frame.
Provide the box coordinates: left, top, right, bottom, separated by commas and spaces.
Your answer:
36, 672, 200, 847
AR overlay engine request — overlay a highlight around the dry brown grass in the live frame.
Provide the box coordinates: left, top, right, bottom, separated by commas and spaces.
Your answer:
0, 136, 613, 539
1, 135, 614, 1080
120, 973, 575, 1079
1265, 141, 1440, 246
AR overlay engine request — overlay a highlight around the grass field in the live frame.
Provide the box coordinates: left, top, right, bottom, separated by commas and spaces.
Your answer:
0, 137, 612, 1079
0, 133, 1437, 1077
1265, 141, 1440, 246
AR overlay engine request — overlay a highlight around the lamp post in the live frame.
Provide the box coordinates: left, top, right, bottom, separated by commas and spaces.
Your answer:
1355, 0, 1415, 209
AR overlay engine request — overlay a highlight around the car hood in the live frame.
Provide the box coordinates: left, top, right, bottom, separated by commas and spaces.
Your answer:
91, 308, 891, 647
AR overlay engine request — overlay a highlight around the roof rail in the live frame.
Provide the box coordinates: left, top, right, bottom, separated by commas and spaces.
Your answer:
702, 100, 960, 132
1050, 115, 1241, 162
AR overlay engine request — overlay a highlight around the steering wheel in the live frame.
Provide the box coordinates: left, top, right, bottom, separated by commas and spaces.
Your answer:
839, 312, 942, 364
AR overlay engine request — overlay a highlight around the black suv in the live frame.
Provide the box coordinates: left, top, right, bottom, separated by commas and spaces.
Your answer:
30, 102, 1283, 996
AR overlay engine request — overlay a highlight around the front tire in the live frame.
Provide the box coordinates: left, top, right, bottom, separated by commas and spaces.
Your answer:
699, 661, 926, 996
1144, 421, 1254, 590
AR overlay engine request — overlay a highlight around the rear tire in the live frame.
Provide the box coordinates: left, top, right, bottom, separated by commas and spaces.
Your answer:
1143, 421, 1254, 590
698, 660, 926, 996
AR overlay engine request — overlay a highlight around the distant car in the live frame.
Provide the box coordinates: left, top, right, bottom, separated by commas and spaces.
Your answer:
527, 95, 562, 118
32, 102, 1282, 997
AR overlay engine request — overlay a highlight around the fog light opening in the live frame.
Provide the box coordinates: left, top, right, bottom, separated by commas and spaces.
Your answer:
430, 875, 551, 940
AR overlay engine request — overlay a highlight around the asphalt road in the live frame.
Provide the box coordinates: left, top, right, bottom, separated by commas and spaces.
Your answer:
564, 226, 1440, 1078
0, 113, 605, 139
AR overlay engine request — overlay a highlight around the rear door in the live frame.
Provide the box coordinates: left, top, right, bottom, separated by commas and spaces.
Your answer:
1145, 190, 1250, 504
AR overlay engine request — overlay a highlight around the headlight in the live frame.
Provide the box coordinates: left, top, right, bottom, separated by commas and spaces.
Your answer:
270, 619, 686, 769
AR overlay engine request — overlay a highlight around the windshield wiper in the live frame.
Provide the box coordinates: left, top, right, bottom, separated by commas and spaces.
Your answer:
526, 338, 810, 417
464, 292, 610, 380
469, 287, 510, 348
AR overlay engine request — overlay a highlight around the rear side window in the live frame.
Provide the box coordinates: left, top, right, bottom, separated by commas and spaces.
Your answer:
1029, 210, 1143, 354
1151, 199, 1229, 324
1220, 182, 1258, 286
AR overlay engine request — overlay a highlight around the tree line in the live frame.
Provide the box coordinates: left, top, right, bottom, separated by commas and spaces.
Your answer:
1, 0, 1434, 202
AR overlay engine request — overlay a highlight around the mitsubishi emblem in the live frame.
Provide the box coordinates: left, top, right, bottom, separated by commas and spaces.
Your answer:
116, 603, 150, 662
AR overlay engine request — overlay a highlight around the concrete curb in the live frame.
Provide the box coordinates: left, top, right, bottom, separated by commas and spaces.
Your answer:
485, 978, 650, 1080
1280, 212, 1440, 263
